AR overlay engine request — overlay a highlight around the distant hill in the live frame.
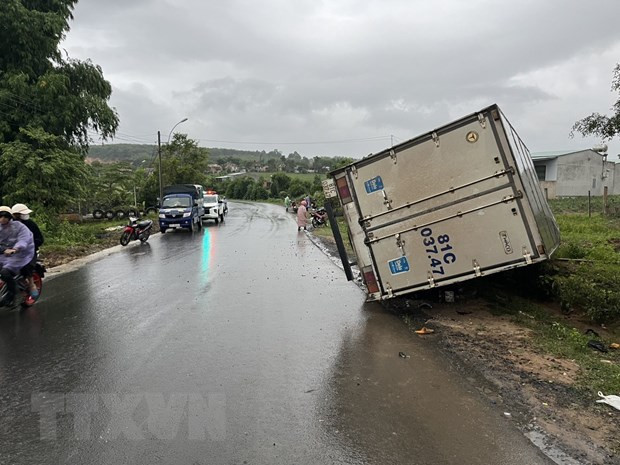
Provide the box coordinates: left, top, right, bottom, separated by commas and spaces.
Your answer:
87, 144, 285, 164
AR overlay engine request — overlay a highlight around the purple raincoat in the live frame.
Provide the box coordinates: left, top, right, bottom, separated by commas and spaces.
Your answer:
0, 220, 34, 273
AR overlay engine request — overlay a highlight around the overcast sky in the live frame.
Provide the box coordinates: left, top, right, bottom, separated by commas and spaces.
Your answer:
62, 0, 620, 160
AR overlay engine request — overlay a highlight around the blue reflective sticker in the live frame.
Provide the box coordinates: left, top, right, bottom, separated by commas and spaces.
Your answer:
364, 176, 384, 194
388, 257, 410, 275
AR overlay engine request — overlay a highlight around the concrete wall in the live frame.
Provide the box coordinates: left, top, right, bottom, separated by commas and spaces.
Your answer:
539, 181, 557, 199
554, 150, 615, 197
614, 163, 620, 195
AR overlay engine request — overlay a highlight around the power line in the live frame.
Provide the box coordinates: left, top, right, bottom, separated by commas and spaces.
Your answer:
194, 135, 392, 145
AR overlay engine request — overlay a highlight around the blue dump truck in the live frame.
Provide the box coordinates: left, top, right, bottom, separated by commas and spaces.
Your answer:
159, 184, 204, 233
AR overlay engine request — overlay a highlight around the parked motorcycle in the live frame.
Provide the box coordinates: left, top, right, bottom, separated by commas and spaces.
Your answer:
311, 208, 328, 228
120, 217, 153, 246
0, 250, 45, 309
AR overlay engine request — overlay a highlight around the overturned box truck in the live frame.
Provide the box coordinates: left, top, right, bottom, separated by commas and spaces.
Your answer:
327, 104, 560, 301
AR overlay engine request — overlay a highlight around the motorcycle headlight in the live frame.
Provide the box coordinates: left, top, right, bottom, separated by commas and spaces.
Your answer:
158, 214, 165, 219
183, 212, 191, 218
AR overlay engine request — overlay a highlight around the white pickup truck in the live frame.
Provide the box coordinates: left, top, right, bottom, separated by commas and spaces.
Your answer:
328, 104, 560, 301
202, 192, 226, 224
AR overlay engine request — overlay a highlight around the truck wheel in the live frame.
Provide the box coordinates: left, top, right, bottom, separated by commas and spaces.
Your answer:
127, 209, 138, 217
189, 221, 194, 233
215, 218, 219, 225
116, 210, 127, 219
93, 209, 104, 219
146, 207, 157, 215
105, 210, 115, 220
160, 228, 167, 234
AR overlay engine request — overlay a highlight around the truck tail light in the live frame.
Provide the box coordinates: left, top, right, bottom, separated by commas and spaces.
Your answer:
362, 266, 380, 294
336, 176, 353, 204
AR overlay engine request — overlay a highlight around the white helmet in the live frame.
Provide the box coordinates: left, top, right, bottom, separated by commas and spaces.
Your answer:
11, 203, 33, 215
0, 206, 13, 219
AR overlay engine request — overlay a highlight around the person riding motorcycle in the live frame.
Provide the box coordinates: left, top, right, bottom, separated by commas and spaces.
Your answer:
11, 203, 43, 250
11, 203, 43, 303
0, 206, 35, 306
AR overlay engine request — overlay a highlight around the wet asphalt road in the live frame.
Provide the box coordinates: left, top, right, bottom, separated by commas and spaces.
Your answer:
0, 202, 554, 465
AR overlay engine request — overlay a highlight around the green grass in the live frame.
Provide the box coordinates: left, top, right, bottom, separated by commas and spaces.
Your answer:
309, 216, 356, 258
42, 214, 158, 248
554, 214, 620, 263
489, 296, 620, 393
548, 195, 620, 215
547, 210, 620, 323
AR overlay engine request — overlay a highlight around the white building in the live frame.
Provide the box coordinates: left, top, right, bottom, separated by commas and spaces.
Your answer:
531, 149, 619, 199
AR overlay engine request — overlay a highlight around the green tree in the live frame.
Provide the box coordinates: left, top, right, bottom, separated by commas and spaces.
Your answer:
288, 179, 311, 198
0, 0, 118, 208
270, 172, 291, 197
159, 133, 210, 187
0, 127, 89, 209
225, 177, 255, 199
572, 63, 620, 141
331, 156, 355, 170
85, 161, 136, 209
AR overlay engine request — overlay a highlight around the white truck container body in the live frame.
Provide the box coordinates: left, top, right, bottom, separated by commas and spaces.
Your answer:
330, 105, 560, 301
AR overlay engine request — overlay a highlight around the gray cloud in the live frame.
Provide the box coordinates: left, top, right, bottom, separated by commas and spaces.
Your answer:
64, 0, 620, 157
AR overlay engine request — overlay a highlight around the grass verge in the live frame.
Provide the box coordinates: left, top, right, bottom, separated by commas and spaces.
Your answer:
487, 295, 620, 394
549, 211, 620, 323
40, 216, 159, 267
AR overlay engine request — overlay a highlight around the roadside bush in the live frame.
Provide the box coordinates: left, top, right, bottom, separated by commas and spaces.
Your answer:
554, 242, 588, 260
249, 185, 269, 200
553, 263, 620, 323
225, 177, 255, 199
29, 208, 98, 247
288, 179, 311, 198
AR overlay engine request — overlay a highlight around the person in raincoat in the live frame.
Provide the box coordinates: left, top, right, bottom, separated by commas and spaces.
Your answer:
297, 200, 308, 231
0, 206, 35, 305
284, 195, 291, 212
11, 203, 43, 303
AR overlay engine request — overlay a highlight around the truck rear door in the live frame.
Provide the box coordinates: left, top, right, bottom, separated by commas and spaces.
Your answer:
340, 106, 545, 297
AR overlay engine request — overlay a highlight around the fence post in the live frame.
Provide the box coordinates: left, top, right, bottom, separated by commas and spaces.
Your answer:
603, 186, 608, 215
588, 191, 591, 218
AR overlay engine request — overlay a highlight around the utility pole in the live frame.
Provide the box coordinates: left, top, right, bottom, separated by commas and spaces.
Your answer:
158, 119, 187, 207
158, 130, 162, 206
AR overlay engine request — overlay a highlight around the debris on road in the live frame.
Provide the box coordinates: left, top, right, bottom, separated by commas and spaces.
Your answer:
415, 327, 435, 335
596, 392, 620, 411
398, 351, 410, 358
610, 343, 619, 350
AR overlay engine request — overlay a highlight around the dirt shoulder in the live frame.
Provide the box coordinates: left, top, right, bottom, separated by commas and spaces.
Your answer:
414, 301, 618, 465
309, 232, 619, 465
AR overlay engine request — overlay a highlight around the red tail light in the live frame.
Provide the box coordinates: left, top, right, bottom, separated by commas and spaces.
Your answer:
336, 177, 352, 204
362, 266, 380, 294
